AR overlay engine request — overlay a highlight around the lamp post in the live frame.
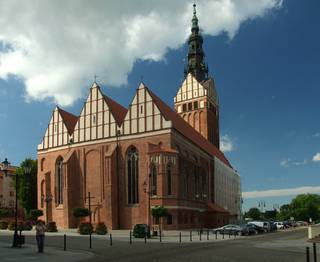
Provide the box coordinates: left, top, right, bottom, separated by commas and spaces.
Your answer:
143, 174, 151, 232
42, 194, 53, 224
1, 158, 19, 247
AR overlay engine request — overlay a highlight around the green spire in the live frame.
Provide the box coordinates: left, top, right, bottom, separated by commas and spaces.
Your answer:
192, 3, 199, 31
184, 3, 208, 81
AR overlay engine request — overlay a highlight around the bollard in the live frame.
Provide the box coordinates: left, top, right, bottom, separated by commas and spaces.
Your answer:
215, 231, 217, 240
144, 235, 147, 244
110, 234, 113, 246
200, 231, 202, 241
19, 230, 22, 248
130, 231, 132, 245
306, 247, 310, 262
314, 243, 317, 262
207, 230, 209, 240
160, 230, 162, 243
222, 232, 224, 239
89, 233, 92, 249
190, 231, 192, 242
64, 234, 66, 251
179, 232, 182, 243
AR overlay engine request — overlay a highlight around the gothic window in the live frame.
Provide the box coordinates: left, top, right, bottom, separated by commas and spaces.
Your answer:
182, 104, 187, 112
127, 147, 139, 204
194, 101, 198, 110
55, 157, 64, 205
166, 164, 172, 196
194, 166, 199, 199
167, 214, 173, 225
92, 115, 96, 124
150, 164, 157, 196
188, 102, 192, 111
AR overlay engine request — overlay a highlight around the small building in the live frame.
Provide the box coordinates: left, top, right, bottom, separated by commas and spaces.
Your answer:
0, 163, 17, 209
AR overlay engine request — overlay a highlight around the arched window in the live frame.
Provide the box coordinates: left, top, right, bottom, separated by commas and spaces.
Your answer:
55, 157, 63, 205
150, 164, 157, 196
166, 164, 172, 196
127, 147, 139, 204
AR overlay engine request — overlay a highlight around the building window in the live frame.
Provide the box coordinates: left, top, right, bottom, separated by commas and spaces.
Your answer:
54, 124, 57, 132
167, 214, 173, 225
150, 164, 157, 196
9, 191, 14, 197
127, 147, 139, 204
182, 104, 187, 112
140, 105, 143, 114
194, 101, 198, 110
188, 102, 192, 111
92, 115, 96, 124
166, 164, 172, 196
55, 157, 64, 205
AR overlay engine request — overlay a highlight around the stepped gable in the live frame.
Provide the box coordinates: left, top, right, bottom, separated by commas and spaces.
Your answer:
57, 107, 78, 135
146, 87, 232, 168
103, 95, 127, 126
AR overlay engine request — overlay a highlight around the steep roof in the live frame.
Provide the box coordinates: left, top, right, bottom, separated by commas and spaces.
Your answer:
103, 95, 127, 126
58, 107, 78, 135
146, 87, 232, 168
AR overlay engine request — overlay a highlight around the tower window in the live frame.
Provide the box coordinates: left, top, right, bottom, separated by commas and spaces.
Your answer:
188, 103, 192, 111
150, 164, 157, 196
140, 105, 143, 114
194, 101, 198, 110
182, 104, 187, 112
92, 115, 96, 124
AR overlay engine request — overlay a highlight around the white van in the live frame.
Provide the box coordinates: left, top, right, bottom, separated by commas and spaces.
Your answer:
248, 221, 270, 232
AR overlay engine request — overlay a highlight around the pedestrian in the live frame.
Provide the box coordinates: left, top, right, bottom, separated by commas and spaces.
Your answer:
35, 220, 46, 253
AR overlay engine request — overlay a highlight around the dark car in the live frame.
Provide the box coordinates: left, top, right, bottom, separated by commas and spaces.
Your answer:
245, 224, 259, 235
214, 225, 249, 236
269, 222, 278, 232
132, 224, 151, 238
247, 223, 265, 233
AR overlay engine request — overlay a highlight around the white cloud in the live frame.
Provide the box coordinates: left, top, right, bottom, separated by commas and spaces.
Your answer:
0, 0, 282, 106
243, 186, 320, 198
313, 153, 320, 162
280, 158, 307, 167
313, 133, 320, 137
220, 134, 234, 152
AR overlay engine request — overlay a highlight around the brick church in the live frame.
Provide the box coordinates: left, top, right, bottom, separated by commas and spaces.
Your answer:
37, 5, 241, 229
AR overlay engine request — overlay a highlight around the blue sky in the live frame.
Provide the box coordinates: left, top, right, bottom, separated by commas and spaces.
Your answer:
0, 0, 319, 211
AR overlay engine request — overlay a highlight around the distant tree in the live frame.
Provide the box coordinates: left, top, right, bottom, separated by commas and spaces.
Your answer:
15, 158, 38, 215
277, 194, 320, 222
264, 209, 278, 220
245, 208, 261, 220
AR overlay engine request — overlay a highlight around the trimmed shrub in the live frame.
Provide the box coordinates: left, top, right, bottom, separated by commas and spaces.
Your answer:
72, 208, 90, 218
29, 209, 43, 221
8, 221, 24, 231
95, 222, 107, 235
0, 221, 8, 229
46, 221, 58, 232
23, 221, 33, 231
0, 209, 11, 218
78, 222, 93, 235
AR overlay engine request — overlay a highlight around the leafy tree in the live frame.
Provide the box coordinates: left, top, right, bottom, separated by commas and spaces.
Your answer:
245, 208, 261, 220
15, 158, 38, 215
151, 206, 169, 233
72, 208, 90, 218
29, 209, 43, 221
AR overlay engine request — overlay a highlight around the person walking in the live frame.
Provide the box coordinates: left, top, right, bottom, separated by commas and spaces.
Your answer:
35, 220, 46, 253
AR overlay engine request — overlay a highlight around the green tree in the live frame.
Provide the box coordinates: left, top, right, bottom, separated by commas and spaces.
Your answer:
15, 158, 38, 215
245, 208, 261, 220
289, 194, 320, 221
151, 206, 169, 233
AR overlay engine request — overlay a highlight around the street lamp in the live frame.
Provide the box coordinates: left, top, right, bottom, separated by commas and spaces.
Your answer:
143, 174, 151, 232
41, 194, 53, 224
1, 158, 19, 248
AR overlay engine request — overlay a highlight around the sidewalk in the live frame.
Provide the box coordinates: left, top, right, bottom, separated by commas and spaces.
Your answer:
0, 241, 93, 262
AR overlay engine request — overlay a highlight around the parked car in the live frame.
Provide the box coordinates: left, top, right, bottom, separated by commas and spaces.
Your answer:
245, 224, 259, 235
274, 221, 284, 230
132, 224, 151, 238
248, 221, 270, 232
269, 222, 278, 231
246, 223, 265, 233
214, 225, 249, 236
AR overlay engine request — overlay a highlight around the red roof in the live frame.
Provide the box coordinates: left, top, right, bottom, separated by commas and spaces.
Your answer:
58, 107, 78, 135
103, 95, 127, 126
207, 203, 229, 214
146, 87, 232, 168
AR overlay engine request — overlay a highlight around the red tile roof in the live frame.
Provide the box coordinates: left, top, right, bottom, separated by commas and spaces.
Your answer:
58, 107, 78, 135
103, 95, 127, 126
146, 87, 232, 168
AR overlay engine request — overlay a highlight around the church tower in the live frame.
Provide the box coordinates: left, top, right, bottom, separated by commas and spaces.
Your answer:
174, 4, 220, 148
